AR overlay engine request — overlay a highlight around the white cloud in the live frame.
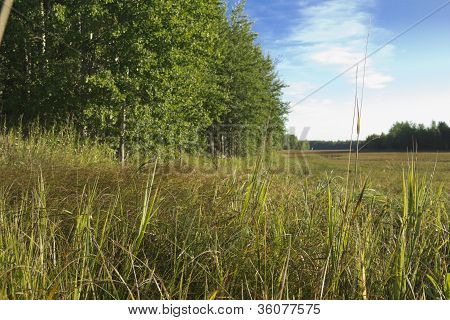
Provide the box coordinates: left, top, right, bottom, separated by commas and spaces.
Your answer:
362, 71, 394, 89
309, 45, 395, 89
281, 0, 395, 90
311, 46, 362, 66
289, 0, 373, 44
263, 0, 449, 140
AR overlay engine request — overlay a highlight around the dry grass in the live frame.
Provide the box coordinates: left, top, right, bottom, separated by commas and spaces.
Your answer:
0, 127, 448, 300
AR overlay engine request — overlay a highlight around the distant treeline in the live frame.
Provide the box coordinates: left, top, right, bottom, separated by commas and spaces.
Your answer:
308, 141, 353, 151
366, 121, 450, 151
0, 1, 287, 160
283, 134, 310, 150
306, 121, 450, 151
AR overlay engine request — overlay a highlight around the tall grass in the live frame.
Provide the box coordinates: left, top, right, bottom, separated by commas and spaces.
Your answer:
0, 126, 448, 299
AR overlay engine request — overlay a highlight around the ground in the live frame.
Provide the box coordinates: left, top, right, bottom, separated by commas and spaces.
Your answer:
0, 132, 448, 299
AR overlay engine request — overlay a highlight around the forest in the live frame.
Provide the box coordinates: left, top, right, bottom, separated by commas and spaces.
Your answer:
306, 121, 450, 151
366, 121, 450, 151
0, 0, 287, 162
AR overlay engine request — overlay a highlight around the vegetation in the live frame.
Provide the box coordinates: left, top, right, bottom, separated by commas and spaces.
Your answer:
308, 140, 354, 151
0, 0, 287, 160
0, 1, 448, 302
366, 121, 450, 151
308, 121, 449, 151
0, 126, 448, 300
283, 134, 310, 151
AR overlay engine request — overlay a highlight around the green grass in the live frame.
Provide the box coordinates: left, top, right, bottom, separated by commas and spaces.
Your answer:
0, 127, 448, 300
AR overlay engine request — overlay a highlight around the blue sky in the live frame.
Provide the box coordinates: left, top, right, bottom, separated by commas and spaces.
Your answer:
232, 0, 450, 140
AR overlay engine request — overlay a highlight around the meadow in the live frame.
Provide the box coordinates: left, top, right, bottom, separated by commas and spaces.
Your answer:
0, 126, 448, 300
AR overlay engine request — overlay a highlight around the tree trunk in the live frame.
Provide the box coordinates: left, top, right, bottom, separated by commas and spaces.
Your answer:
40, 0, 49, 70
119, 105, 126, 167
0, 0, 14, 45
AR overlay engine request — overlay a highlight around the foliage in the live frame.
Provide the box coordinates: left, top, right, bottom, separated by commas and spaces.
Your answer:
0, 127, 448, 299
308, 121, 449, 151
0, 0, 287, 158
309, 140, 354, 151
283, 134, 310, 150
207, 2, 288, 156
366, 121, 450, 151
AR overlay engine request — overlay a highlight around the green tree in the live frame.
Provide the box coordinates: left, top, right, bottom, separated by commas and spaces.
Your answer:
1, 0, 288, 161
209, 1, 287, 156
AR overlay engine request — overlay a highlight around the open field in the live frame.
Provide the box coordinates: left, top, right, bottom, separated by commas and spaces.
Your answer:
0, 129, 449, 300
286, 151, 450, 193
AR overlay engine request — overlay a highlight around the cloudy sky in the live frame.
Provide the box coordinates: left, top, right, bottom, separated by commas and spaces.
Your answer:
235, 0, 450, 140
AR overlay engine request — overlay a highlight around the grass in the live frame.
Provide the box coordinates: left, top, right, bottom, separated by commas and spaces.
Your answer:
0, 126, 448, 300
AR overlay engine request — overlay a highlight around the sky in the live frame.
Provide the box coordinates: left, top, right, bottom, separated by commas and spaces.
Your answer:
232, 0, 450, 140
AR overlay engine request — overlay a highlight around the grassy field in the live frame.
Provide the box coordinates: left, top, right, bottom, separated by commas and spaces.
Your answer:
0, 127, 449, 300
288, 151, 450, 193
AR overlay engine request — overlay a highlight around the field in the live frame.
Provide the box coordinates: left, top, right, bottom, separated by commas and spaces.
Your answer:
294, 151, 450, 193
0, 128, 449, 300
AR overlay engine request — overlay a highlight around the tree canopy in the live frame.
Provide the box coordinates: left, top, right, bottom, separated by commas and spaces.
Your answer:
0, 0, 288, 160
308, 121, 450, 151
366, 121, 450, 151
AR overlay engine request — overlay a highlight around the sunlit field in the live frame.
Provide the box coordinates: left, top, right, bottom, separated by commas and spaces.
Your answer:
0, 128, 448, 300
286, 151, 450, 193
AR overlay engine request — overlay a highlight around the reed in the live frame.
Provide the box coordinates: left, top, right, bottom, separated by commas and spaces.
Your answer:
0, 125, 448, 299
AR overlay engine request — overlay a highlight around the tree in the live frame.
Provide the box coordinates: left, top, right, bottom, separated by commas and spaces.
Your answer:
0, 0, 288, 160
209, 1, 288, 156
283, 134, 309, 150
364, 121, 450, 151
